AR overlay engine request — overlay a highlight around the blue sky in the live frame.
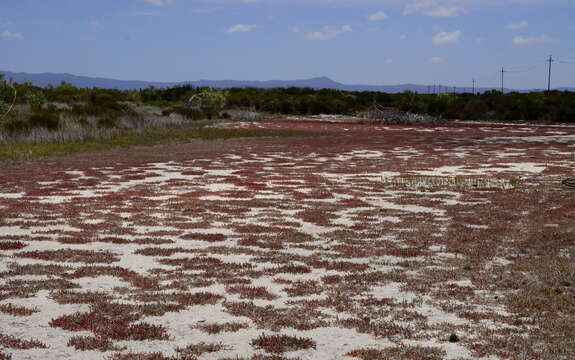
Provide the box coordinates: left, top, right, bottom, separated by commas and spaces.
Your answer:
1, 0, 575, 89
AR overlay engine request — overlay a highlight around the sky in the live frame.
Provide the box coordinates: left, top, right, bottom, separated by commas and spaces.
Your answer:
1, 0, 575, 89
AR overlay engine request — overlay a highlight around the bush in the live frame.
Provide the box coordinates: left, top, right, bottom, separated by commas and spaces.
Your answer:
187, 88, 227, 119
28, 110, 60, 130
96, 116, 117, 129
463, 99, 489, 120
3, 117, 29, 133
0, 77, 15, 115
25, 91, 46, 111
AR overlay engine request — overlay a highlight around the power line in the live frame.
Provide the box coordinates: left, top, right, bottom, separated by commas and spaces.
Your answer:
505, 65, 538, 73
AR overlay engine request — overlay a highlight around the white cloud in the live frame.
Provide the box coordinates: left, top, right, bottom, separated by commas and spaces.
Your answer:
142, 0, 172, 6
404, 1, 465, 17
400, 34, 408, 40
0, 31, 23, 39
425, 6, 465, 17
432, 30, 463, 45
296, 25, 353, 41
507, 21, 529, 30
227, 24, 256, 33
512, 34, 554, 45
404, 0, 434, 15
367, 11, 388, 21
429, 56, 443, 64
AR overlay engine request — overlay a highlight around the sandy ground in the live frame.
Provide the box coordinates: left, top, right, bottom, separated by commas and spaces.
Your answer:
1, 120, 574, 360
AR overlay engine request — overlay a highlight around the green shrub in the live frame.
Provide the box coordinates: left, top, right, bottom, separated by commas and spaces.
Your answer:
463, 99, 489, 120
28, 110, 60, 130
96, 116, 117, 129
187, 88, 227, 119
3, 117, 29, 133
449, 333, 460, 343
25, 91, 46, 111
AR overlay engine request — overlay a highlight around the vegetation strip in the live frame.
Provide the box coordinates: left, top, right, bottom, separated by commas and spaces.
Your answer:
0, 127, 314, 162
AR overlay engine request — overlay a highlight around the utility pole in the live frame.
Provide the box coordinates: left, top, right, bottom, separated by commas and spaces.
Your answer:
433, 84, 436, 94
500, 67, 505, 93
547, 55, 554, 92
472, 79, 475, 94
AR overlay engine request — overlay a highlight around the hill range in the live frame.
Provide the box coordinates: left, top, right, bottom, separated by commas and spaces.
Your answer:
1, 70, 573, 94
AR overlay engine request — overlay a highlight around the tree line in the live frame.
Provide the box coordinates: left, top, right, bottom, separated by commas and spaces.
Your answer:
2, 75, 575, 128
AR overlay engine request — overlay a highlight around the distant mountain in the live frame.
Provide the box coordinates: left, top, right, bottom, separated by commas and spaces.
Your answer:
1, 70, 573, 94
0, 71, 172, 89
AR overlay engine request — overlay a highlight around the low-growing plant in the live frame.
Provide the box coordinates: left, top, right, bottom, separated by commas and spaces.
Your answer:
175, 342, 231, 357
0, 333, 48, 349
28, 109, 60, 130
194, 321, 249, 334
67, 335, 123, 351
0, 303, 40, 316
251, 334, 316, 354
449, 333, 460, 342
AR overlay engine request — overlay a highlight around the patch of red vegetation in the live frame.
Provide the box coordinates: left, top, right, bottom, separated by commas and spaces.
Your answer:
227, 285, 278, 300
0, 278, 79, 298
0, 241, 27, 250
0, 333, 47, 349
180, 233, 227, 242
233, 224, 288, 234
50, 290, 114, 304
194, 321, 250, 334
283, 281, 323, 297
159, 256, 254, 278
0, 303, 40, 316
347, 345, 446, 360
238, 236, 284, 250
224, 301, 329, 331
175, 342, 231, 358
15, 249, 120, 264
133, 291, 223, 306
307, 259, 369, 272
107, 352, 169, 360
251, 334, 316, 354
49, 302, 169, 341
268, 264, 312, 274
67, 335, 122, 351
66, 265, 160, 289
